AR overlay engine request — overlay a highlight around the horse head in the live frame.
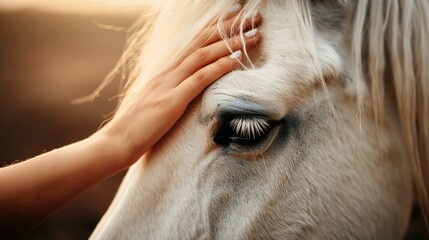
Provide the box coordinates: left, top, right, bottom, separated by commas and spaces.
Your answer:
91, 1, 429, 238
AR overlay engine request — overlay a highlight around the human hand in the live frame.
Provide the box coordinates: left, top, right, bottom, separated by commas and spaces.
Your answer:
98, 12, 262, 167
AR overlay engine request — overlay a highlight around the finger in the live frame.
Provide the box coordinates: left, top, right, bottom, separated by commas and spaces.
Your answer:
179, 12, 261, 68
203, 13, 262, 47
170, 12, 250, 70
173, 51, 242, 103
174, 28, 260, 85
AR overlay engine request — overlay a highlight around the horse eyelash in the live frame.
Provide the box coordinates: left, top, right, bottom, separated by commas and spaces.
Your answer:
230, 117, 271, 139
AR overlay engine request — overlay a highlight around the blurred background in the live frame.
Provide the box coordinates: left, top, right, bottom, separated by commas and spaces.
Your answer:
0, 1, 139, 239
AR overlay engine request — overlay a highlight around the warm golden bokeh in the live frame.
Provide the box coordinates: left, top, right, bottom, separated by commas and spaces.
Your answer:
0, 6, 137, 238
0, 0, 141, 13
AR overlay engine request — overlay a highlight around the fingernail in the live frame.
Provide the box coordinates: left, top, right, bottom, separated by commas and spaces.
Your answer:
228, 3, 242, 14
244, 28, 258, 38
230, 50, 242, 59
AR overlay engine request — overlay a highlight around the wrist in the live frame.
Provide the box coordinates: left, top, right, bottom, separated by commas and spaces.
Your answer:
89, 129, 139, 171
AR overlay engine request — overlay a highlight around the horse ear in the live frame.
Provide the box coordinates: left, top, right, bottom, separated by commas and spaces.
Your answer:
363, 0, 429, 229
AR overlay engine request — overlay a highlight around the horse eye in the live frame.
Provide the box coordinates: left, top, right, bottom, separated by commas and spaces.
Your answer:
213, 117, 274, 147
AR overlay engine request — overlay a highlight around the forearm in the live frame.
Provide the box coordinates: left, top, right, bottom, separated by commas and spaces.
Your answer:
0, 133, 133, 235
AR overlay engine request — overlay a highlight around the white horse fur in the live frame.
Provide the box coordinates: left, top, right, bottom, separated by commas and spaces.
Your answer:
90, 0, 429, 239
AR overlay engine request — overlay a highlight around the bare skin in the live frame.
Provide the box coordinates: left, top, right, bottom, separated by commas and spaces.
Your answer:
0, 13, 262, 237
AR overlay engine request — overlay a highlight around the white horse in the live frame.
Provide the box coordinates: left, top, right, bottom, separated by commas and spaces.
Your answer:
91, 0, 429, 239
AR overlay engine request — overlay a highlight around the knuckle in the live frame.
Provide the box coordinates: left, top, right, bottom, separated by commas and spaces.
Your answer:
216, 58, 230, 69
154, 93, 182, 111
230, 36, 242, 49
192, 48, 209, 62
193, 71, 206, 82
153, 95, 170, 108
